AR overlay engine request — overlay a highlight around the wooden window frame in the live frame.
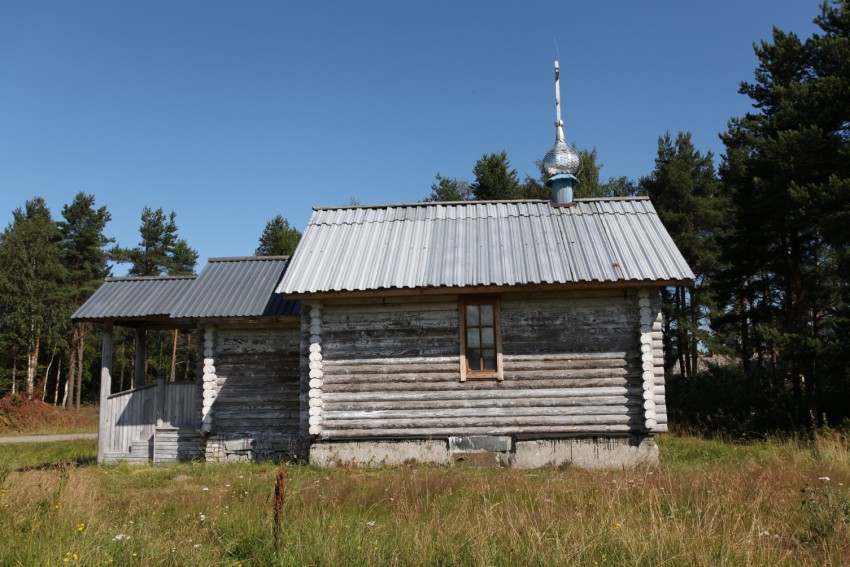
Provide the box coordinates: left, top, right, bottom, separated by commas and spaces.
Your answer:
458, 296, 503, 381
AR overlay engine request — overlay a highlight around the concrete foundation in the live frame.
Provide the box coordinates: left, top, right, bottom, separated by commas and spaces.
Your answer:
310, 439, 451, 467
513, 436, 658, 469
308, 435, 658, 469
205, 435, 302, 463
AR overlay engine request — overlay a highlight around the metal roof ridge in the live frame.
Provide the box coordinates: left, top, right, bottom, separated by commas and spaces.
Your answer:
573, 196, 650, 202
104, 275, 197, 282
312, 199, 550, 211
207, 256, 290, 262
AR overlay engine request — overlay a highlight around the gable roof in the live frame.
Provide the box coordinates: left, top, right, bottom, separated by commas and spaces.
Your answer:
71, 276, 196, 322
277, 197, 694, 295
171, 256, 299, 318
72, 256, 300, 323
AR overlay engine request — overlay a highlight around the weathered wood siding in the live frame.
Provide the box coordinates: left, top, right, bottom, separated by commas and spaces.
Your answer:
314, 290, 663, 439
208, 324, 301, 458
102, 380, 198, 458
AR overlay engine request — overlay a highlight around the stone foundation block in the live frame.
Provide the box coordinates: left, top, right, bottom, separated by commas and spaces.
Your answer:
513, 436, 658, 469
310, 440, 451, 467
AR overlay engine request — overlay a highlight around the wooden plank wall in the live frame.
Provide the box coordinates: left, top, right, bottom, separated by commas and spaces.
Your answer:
104, 381, 200, 457
316, 290, 655, 439
211, 324, 301, 454
163, 382, 199, 428
104, 384, 157, 454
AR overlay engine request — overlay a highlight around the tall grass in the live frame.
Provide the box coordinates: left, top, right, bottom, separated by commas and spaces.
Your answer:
0, 434, 848, 566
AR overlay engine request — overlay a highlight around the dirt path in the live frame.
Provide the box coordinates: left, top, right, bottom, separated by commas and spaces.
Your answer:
0, 433, 98, 444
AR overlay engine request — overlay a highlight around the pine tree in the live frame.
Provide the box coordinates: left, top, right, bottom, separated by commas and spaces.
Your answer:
111, 207, 198, 276
640, 132, 725, 377
256, 215, 302, 256
573, 148, 603, 198
58, 192, 112, 409
423, 174, 472, 202
718, 0, 850, 425
0, 198, 68, 398
110, 206, 198, 383
470, 152, 520, 200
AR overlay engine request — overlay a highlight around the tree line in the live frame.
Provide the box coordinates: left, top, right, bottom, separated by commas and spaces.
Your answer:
0, 196, 301, 406
423, 2, 850, 432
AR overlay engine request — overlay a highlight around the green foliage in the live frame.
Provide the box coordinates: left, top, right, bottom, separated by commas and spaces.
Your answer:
0, 198, 69, 397
423, 173, 472, 202
574, 148, 602, 198
256, 214, 302, 256
667, 365, 799, 435
110, 207, 198, 276
58, 193, 112, 306
640, 132, 725, 376
716, 0, 850, 425
470, 151, 520, 200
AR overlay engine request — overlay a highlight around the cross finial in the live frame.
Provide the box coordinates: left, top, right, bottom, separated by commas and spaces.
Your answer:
554, 60, 565, 142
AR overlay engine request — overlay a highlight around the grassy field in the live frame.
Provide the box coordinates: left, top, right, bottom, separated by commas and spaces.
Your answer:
0, 434, 849, 566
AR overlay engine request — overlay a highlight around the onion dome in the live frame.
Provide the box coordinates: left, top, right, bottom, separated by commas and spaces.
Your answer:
542, 138, 580, 177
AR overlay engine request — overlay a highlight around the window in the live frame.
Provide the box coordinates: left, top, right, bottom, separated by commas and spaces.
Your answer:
458, 297, 503, 381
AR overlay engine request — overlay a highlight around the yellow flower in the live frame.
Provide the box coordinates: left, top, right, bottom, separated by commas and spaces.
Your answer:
77, 523, 86, 532
73, 554, 78, 561
132, 552, 138, 557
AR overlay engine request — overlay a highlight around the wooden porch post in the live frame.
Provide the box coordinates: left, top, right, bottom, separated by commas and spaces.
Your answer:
97, 322, 114, 464
134, 326, 146, 389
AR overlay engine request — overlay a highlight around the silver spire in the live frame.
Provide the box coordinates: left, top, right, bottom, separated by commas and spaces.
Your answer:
542, 60, 580, 177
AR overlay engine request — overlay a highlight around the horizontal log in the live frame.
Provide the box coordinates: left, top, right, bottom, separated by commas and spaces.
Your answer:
324, 405, 640, 421
323, 362, 457, 375
322, 356, 458, 367
324, 395, 639, 412
323, 377, 630, 393
322, 372, 458, 384
321, 414, 641, 429
502, 359, 633, 371
504, 351, 631, 361
323, 346, 458, 359
323, 386, 644, 403
320, 423, 636, 439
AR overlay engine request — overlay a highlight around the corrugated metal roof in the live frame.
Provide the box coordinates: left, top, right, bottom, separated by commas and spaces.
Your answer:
277, 198, 694, 295
170, 256, 300, 318
71, 276, 196, 321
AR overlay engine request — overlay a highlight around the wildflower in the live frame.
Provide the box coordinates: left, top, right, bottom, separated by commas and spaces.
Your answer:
193, 544, 202, 548
819, 476, 830, 482
202, 487, 209, 491
199, 513, 206, 523
614, 522, 622, 529
55, 504, 61, 509
132, 552, 138, 557
366, 521, 376, 527
77, 523, 86, 532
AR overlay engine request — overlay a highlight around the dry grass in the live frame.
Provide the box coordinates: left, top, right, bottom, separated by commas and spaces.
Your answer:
0, 395, 98, 436
0, 434, 848, 566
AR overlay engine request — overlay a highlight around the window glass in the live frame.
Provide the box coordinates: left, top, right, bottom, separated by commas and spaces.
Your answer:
482, 350, 496, 370
481, 327, 494, 347
468, 349, 481, 370
467, 328, 480, 348
480, 304, 494, 326
466, 304, 479, 326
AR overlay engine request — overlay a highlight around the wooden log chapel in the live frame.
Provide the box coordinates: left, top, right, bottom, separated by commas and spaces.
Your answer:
73, 62, 694, 468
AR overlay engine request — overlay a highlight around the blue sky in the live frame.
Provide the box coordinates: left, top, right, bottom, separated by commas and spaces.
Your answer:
0, 1, 823, 274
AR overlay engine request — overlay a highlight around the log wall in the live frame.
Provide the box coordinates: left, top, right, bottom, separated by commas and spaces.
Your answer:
206, 324, 302, 460
313, 289, 665, 440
